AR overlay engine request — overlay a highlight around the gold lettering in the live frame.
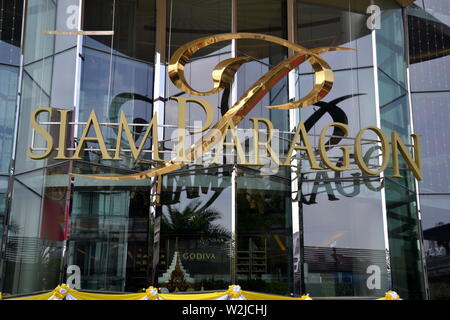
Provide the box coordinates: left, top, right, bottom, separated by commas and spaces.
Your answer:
354, 126, 390, 175
284, 121, 321, 170
171, 97, 214, 161
72, 110, 112, 160
318, 122, 351, 171
113, 111, 162, 162
212, 117, 247, 164
391, 132, 422, 180
28, 107, 54, 160
54, 109, 72, 160
249, 118, 282, 166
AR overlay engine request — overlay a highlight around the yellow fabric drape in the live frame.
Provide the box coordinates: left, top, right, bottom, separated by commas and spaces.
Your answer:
375, 291, 402, 300
242, 291, 308, 300
69, 291, 146, 300
159, 291, 228, 300
1, 285, 400, 300
6, 292, 55, 300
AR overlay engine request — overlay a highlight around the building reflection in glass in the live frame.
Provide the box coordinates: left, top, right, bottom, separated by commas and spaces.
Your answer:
158, 166, 232, 292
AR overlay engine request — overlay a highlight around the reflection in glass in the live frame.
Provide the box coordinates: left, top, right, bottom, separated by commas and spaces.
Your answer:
0, 178, 8, 251
159, 166, 232, 292
0, 0, 22, 66
236, 168, 293, 295
78, 48, 154, 171
0, 65, 18, 174
297, 0, 373, 69
379, 7, 426, 300
301, 174, 388, 297
237, 0, 289, 132
84, 0, 155, 63
408, 1, 450, 300
420, 195, 450, 299
3, 167, 68, 295
67, 163, 153, 292
23, 0, 56, 65
412, 92, 450, 194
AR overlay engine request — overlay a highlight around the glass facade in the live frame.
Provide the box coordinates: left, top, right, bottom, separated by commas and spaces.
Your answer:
0, 0, 22, 286
408, 0, 450, 300
0, 0, 447, 300
295, 0, 389, 298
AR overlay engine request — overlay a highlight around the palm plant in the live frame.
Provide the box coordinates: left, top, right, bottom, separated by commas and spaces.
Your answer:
161, 201, 231, 244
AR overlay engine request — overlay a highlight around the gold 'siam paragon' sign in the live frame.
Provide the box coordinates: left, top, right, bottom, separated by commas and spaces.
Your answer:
28, 33, 422, 181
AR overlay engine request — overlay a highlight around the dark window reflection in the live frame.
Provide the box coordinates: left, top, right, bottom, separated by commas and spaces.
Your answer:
236, 0, 289, 132
84, 0, 155, 63
0, 178, 8, 250
0, 0, 22, 173
0, 0, 22, 65
158, 167, 232, 292
167, 0, 231, 56
67, 164, 152, 292
236, 168, 293, 296
300, 174, 388, 297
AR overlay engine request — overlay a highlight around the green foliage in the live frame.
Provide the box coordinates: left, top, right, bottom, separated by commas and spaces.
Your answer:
162, 201, 231, 243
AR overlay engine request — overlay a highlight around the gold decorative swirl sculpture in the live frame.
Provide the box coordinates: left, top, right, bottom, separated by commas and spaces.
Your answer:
73, 33, 351, 181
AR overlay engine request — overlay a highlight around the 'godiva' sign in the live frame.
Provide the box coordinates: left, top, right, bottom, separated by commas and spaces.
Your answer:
28, 33, 422, 181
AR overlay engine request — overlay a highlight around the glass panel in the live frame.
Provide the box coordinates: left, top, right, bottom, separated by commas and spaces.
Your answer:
0, 64, 18, 174
0, 0, 23, 66
378, 70, 408, 108
408, 2, 450, 92
297, 0, 374, 70
380, 95, 410, 140
236, 168, 293, 296
78, 47, 154, 171
420, 195, 450, 299
54, 0, 80, 53
79, 48, 154, 123
408, 2, 450, 300
164, 0, 232, 163
377, 9, 407, 89
83, 0, 114, 50
2, 169, 66, 295
0, 177, 8, 251
412, 92, 450, 194
84, 0, 155, 63
237, 0, 289, 132
158, 166, 232, 292
50, 49, 78, 109
23, 0, 56, 65
67, 163, 152, 292
296, 62, 387, 297
15, 4, 78, 171
301, 175, 388, 297
15, 60, 53, 174
383, 178, 425, 299
297, 68, 378, 134
378, 7, 425, 300
167, 0, 231, 54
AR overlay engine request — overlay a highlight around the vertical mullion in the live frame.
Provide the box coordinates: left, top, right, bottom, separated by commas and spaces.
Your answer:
230, 0, 238, 287
287, 0, 305, 296
372, 16, 393, 293
151, 0, 166, 287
